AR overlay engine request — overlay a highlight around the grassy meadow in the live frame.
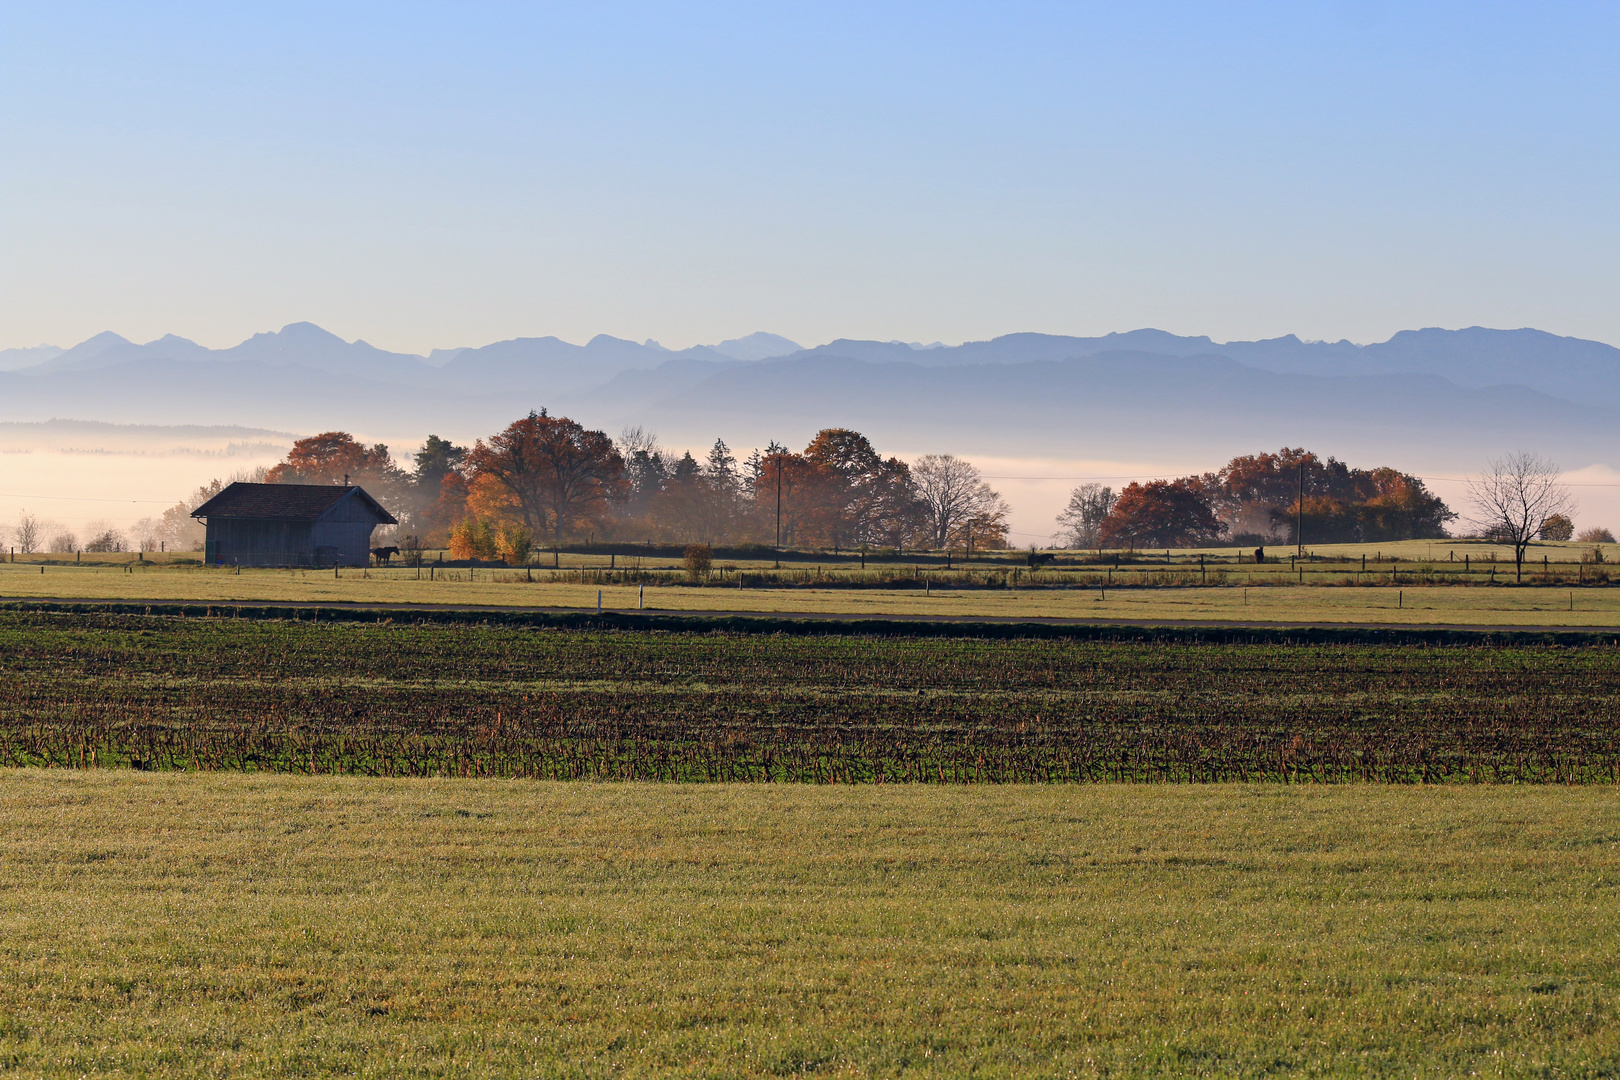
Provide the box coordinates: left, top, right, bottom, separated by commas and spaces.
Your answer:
1, 772, 1616, 1077
4, 550, 1620, 626
2, 601, 1617, 1075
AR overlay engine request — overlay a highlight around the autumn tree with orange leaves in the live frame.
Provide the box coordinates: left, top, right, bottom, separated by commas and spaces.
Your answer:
265, 432, 410, 528
464, 411, 625, 542
1198, 448, 1452, 544
1082, 448, 1455, 550
803, 428, 922, 550
752, 449, 833, 548
267, 432, 403, 488
1099, 480, 1224, 549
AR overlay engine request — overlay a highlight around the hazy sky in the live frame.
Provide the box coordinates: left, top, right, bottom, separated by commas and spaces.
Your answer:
4, 2, 1617, 354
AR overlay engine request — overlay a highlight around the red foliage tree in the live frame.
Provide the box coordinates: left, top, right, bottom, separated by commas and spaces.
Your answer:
1199, 448, 1453, 543
752, 451, 836, 547
266, 432, 400, 487
802, 428, 919, 549
1099, 480, 1224, 549
465, 411, 625, 541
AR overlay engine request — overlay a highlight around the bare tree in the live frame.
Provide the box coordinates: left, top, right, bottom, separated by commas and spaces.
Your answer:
1467, 452, 1574, 582
1055, 483, 1116, 549
616, 426, 661, 460
157, 477, 226, 551
911, 454, 1008, 550
615, 426, 669, 523
131, 517, 164, 551
11, 510, 42, 554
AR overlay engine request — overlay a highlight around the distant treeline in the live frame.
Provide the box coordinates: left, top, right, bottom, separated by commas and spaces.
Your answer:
125, 413, 1459, 558
259, 417, 1012, 561
1057, 447, 1457, 550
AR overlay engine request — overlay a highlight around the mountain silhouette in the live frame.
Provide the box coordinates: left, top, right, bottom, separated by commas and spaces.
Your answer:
4, 322, 1619, 473
710, 332, 803, 362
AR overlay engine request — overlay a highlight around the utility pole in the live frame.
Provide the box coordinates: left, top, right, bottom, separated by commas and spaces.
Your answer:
1296, 465, 1305, 558
774, 450, 783, 569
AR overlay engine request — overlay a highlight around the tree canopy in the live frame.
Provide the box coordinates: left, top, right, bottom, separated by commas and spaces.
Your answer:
1085, 447, 1456, 549
465, 411, 625, 541
248, 427, 1465, 556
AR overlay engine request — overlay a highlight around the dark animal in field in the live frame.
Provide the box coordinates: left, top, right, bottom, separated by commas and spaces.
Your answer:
1254, 546, 1266, 564
371, 546, 401, 564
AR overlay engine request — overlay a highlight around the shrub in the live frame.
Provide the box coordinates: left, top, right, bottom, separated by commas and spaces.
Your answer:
448, 518, 498, 562
684, 543, 713, 581
496, 523, 533, 566
1539, 514, 1574, 541
84, 530, 125, 553
1577, 527, 1616, 544
398, 534, 425, 566
1228, 532, 1274, 547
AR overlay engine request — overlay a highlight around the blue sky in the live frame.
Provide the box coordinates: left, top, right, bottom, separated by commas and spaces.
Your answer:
3, 1, 1617, 353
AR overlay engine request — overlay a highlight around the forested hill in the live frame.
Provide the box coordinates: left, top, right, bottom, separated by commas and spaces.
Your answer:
2, 323, 1618, 469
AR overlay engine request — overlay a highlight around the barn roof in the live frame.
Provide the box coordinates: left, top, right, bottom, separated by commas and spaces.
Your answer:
191, 483, 398, 524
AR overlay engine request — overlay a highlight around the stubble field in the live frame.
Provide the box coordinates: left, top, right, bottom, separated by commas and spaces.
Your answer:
3, 611, 1619, 782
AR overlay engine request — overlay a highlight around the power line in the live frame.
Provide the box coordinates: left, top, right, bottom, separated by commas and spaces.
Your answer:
1416, 476, 1620, 488
981, 474, 1184, 481
982, 474, 1620, 488
0, 491, 172, 504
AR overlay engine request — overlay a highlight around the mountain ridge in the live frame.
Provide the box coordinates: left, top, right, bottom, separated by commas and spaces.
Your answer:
5, 322, 1619, 474
12, 321, 1615, 402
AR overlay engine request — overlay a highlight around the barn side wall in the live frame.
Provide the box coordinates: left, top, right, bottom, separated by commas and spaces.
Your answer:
314, 492, 389, 566
205, 519, 316, 567
311, 520, 377, 567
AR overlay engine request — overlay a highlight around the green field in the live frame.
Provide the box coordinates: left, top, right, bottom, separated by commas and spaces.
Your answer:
6, 606, 1618, 1074
2, 772, 1616, 1077
4, 536, 1592, 570
4, 552, 1620, 626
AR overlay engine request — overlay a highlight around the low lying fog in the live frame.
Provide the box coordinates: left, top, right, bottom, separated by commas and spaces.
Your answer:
0, 423, 289, 544
4, 423, 1619, 550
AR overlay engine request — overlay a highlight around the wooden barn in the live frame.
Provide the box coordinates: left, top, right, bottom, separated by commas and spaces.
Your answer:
191, 483, 397, 567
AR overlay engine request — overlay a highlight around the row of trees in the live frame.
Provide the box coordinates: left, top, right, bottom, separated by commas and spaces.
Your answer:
2, 512, 132, 555
1050, 448, 1601, 583
12, 422, 1593, 566
1055, 448, 1458, 550
253, 414, 1013, 554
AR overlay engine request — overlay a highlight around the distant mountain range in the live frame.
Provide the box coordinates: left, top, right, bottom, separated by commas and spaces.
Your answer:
0, 325, 805, 387
3, 323, 1619, 470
